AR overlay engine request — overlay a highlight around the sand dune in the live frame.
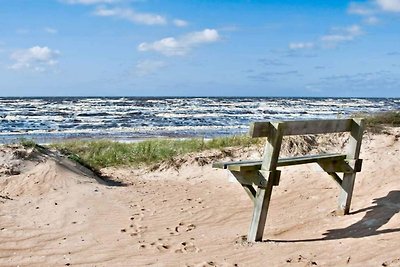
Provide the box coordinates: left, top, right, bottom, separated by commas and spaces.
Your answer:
1, 129, 400, 266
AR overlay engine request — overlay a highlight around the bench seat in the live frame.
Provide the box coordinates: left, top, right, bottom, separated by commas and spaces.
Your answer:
213, 153, 347, 172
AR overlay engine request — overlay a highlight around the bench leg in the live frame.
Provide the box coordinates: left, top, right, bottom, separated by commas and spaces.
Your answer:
247, 179, 274, 242
337, 172, 356, 215
230, 171, 256, 202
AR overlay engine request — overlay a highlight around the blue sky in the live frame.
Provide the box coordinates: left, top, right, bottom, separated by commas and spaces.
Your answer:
0, 0, 399, 97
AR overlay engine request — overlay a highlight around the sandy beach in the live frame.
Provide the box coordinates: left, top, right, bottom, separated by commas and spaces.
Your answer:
1, 128, 399, 267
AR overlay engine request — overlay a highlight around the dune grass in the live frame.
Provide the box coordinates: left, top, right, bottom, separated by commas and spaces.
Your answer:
363, 110, 400, 126
19, 138, 37, 148
51, 135, 261, 170
355, 110, 400, 133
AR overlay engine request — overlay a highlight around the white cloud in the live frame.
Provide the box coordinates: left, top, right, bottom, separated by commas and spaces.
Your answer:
135, 60, 166, 76
173, 19, 188, 27
63, 0, 120, 4
94, 6, 166, 25
321, 25, 363, 46
321, 35, 353, 42
348, 2, 375, 15
9, 46, 60, 71
44, 27, 58, 34
346, 24, 363, 35
138, 29, 220, 56
347, 2, 381, 25
364, 16, 380, 24
289, 42, 314, 50
376, 0, 400, 12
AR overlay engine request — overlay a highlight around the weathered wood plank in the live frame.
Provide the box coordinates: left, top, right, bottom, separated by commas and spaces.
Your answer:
249, 122, 272, 138
261, 122, 284, 171
230, 170, 267, 187
346, 118, 365, 159
282, 119, 353, 135
338, 118, 365, 215
247, 122, 283, 242
318, 159, 352, 173
247, 179, 274, 242
212, 160, 262, 170
242, 184, 256, 202
279, 154, 346, 167
214, 153, 347, 171
337, 173, 356, 215
250, 119, 354, 137
318, 158, 363, 173
259, 170, 281, 186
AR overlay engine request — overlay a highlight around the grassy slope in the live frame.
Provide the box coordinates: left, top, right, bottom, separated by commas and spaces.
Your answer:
50, 136, 262, 170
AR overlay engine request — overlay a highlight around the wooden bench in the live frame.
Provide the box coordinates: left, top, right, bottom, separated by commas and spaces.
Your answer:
213, 118, 364, 242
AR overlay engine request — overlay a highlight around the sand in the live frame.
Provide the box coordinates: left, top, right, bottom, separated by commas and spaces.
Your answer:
0, 129, 399, 267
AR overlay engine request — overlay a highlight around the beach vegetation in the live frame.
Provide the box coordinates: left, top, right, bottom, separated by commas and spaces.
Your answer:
51, 135, 261, 170
354, 110, 400, 133
19, 138, 37, 148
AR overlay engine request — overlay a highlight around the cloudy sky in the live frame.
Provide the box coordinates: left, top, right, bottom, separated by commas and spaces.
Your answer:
0, 0, 399, 97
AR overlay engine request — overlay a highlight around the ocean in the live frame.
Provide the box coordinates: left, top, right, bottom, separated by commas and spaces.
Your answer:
0, 97, 399, 144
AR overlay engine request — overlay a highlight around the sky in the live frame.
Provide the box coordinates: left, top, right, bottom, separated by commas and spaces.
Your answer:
0, 0, 399, 97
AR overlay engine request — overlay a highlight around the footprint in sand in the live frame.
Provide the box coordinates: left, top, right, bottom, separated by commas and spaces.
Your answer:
174, 241, 200, 254
156, 243, 171, 251
143, 238, 200, 254
285, 255, 317, 266
382, 258, 400, 267
186, 261, 238, 267
145, 238, 172, 252
124, 205, 148, 238
169, 222, 196, 235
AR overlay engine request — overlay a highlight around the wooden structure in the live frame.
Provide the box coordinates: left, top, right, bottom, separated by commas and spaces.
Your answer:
213, 118, 364, 242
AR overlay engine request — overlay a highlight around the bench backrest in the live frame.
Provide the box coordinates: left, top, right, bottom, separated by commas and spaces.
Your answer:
248, 118, 365, 172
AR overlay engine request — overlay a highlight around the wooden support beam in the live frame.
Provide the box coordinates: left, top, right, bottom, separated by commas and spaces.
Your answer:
212, 160, 261, 170
247, 180, 274, 242
337, 118, 365, 215
231, 171, 257, 203
248, 122, 283, 242
337, 173, 356, 215
242, 184, 256, 202
230, 170, 267, 187
259, 170, 281, 186
327, 172, 342, 187
318, 159, 352, 173
318, 158, 363, 173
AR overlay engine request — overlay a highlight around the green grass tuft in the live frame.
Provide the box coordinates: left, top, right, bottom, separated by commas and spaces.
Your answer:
19, 138, 37, 148
50, 135, 261, 170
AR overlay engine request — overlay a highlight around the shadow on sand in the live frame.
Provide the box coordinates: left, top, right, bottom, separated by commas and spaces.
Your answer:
266, 190, 400, 243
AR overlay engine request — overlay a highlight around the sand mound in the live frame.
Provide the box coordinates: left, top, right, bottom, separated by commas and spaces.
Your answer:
1, 129, 400, 266
0, 145, 104, 198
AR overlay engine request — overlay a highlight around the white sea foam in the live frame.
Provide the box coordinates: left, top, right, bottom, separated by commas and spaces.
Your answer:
0, 97, 399, 143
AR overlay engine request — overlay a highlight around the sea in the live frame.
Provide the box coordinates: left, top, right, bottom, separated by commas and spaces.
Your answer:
0, 97, 399, 144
